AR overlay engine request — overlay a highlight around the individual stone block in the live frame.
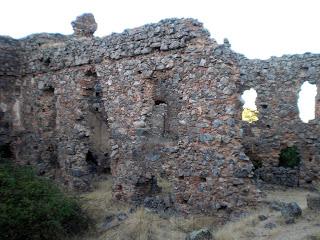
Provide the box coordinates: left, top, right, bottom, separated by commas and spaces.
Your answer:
186, 229, 213, 240
71, 13, 97, 37
307, 194, 320, 211
280, 202, 302, 219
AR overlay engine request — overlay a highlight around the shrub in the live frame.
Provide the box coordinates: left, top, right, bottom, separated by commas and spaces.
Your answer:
251, 157, 263, 169
278, 146, 300, 168
0, 162, 89, 240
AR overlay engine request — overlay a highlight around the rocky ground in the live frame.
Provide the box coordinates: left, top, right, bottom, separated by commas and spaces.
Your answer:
71, 176, 320, 240
216, 187, 320, 240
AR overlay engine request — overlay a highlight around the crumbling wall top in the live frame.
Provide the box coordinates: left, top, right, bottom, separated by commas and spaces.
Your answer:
17, 16, 213, 75
0, 36, 22, 76
71, 13, 97, 37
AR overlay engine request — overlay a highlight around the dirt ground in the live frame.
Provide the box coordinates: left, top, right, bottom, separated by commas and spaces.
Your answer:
247, 188, 320, 240
72, 177, 320, 240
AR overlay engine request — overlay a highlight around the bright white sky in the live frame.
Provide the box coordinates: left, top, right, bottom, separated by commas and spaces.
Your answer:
298, 82, 317, 122
242, 88, 258, 110
1, 0, 318, 121
1, 0, 320, 59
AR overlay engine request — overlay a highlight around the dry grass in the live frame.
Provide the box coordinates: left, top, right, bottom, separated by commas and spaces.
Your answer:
72, 177, 320, 240
113, 209, 222, 240
157, 176, 172, 195
264, 188, 311, 209
112, 208, 183, 240
214, 214, 260, 240
94, 208, 187, 240
213, 188, 320, 240
304, 232, 320, 240
98, 208, 158, 240
171, 215, 219, 233
103, 209, 224, 240
74, 176, 221, 240
79, 177, 131, 222
120, 208, 157, 240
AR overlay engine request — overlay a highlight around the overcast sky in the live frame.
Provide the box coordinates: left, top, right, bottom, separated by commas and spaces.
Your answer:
1, 0, 320, 59
1, 0, 318, 121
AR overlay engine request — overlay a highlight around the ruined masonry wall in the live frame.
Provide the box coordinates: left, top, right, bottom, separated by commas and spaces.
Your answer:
0, 17, 258, 213
2, 14, 320, 213
0, 37, 22, 152
239, 55, 320, 187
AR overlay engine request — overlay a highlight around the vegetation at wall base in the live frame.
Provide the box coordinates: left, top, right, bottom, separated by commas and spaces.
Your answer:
0, 161, 89, 240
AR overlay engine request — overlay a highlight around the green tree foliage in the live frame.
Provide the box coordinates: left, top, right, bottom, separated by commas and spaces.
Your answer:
279, 146, 301, 168
0, 162, 89, 240
242, 108, 259, 123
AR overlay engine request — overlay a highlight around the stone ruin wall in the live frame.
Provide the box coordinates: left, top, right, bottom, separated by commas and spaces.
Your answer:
0, 14, 319, 213
239, 55, 320, 187
0, 37, 21, 150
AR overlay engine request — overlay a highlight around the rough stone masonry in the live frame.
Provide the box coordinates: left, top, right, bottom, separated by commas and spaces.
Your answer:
0, 13, 319, 213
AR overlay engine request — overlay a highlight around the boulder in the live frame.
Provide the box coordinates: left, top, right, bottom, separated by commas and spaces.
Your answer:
258, 215, 268, 221
186, 229, 213, 240
99, 212, 128, 232
269, 201, 285, 211
71, 13, 97, 37
285, 218, 295, 224
264, 222, 277, 229
280, 202, 302, 219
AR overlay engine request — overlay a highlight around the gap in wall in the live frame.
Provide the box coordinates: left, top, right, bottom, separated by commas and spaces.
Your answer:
241, 88, 259, 123
298, 81, 317, 123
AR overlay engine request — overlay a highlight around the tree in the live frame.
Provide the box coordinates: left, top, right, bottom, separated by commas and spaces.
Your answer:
242, 108, 259, 123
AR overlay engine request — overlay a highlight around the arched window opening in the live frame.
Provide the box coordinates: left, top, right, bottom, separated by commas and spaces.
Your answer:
298, 82, 317, 123
85, 150, 98, 174
241, 88, 258, 123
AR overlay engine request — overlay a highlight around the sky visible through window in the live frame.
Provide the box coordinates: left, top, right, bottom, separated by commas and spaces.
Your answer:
241, 89, 257, 110
298, 82, 317, 123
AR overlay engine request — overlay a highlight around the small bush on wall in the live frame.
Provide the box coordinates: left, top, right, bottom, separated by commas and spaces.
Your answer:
278, 146, 301, 168
251, 157, 263, 169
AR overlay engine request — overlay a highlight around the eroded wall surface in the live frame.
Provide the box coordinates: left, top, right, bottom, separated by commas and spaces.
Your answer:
0, 37, 22, 156
3, 13, 320, 213
239, 55, 320, 187
0, 15, 259, 213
